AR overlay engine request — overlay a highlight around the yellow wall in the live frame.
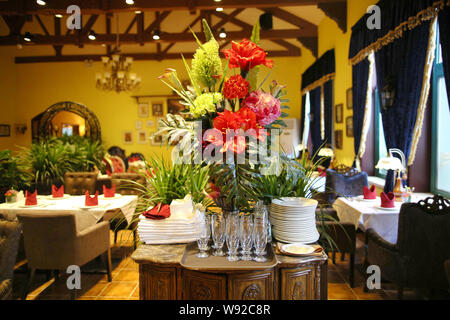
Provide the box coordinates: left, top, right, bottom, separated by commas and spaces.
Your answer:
315, 0, 378, 166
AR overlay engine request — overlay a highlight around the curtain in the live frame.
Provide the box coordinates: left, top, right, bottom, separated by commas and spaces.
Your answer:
375, 22, 431, 192
323, 80, 333, 145
352, 58, 371, 165
439, 5, 450, 108
301, 49, 335, 91
309, 87, 322, 156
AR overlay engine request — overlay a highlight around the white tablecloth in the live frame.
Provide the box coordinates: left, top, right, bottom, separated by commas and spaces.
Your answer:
332, 194, 432, 244
0, 194, 138, 232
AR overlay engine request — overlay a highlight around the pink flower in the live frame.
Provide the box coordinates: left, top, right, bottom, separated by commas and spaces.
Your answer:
242, 90, 281, 127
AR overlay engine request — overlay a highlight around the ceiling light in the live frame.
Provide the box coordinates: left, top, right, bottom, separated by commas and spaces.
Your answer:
36, 0, 46, 6
125, 0, 134, 4
24, 32, 33, 42
135, 10, 142, 14
219, 28, 226, 39
88, 30, 96, 40
216, 7, 224, 12
153, 30, 160, 40
214, 0, 222, 2
55, 14, 63, 18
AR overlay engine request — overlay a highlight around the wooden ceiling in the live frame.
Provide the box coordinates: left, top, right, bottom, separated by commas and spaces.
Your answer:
0, 0, 347, 63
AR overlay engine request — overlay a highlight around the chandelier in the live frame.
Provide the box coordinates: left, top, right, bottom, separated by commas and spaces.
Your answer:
95, 14, 141, 93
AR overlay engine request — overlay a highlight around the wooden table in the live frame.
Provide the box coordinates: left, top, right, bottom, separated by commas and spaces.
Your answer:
131, 243, 328, 300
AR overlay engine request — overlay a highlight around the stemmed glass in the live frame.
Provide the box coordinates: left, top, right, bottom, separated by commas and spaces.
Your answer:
225, 213, 240, 262
254, 201, 269, 255
239, 214, 254, 260
196, 213, 211, 258
211, 213, 226, 256
253, 214, 268, 262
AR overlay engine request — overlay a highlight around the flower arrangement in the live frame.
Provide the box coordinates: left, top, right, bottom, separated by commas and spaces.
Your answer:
4, 189, 18, 203
156, 20, 290, 212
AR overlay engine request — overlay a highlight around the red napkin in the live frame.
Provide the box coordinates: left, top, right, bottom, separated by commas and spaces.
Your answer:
103, 185, 116, 198
52, 185, 64, 198
85, 191, 99, 206
363, 185, 377, 199
380, 192, 395, 208
142, 203, 171, 220
25, 190, 37, 206
317, 167, 327, 177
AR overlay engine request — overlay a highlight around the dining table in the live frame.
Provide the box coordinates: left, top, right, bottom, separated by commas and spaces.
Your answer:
0, 193, 138, 232
332, 193, 432, 244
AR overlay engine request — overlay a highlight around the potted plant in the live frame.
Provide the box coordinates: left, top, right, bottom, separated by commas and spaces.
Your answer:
4, 189, 18, 203
0, 150, 29, 203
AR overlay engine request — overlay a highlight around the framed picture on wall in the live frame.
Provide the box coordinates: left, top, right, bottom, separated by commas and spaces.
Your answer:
123, 131, 133, 144
167, 98, 186, 115
138, 103, 149, 118
335, 130, 343, 149
146, 120, 155, 128
137, 130, 148, 144
135, 120, 142, 130
152, 103, 164, 117
150, 132, 163, 145
346, 116, 354, 137
0, 124, 11, 137
335, 104, 343, 123
346, 88, 353, 110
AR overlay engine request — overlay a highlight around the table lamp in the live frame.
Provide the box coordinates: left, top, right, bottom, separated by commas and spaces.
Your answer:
375, 148, 405, 198
318, 147, 334, 158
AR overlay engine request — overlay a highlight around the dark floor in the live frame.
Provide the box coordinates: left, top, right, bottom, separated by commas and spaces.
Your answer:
8, 231, 447, 300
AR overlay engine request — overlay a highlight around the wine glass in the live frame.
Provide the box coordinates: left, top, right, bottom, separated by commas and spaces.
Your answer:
211, 213, 226, 256
254, 201, 269, 255
253, 215, 268, 262
239, 214, 254, 261
196, 213, 211, 258
226, 213, 240, 262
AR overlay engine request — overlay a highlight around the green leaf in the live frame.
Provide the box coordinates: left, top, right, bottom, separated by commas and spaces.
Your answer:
250, 22, 260, 45
202, 19, 215, 42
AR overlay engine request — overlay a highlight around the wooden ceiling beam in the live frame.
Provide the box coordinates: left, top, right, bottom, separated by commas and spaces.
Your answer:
0, 0, 346, 15
212, 9, 244, 31
144, 10, 170, 34
318, 1, 347, 32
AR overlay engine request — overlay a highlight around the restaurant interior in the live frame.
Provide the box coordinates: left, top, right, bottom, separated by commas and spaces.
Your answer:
0, 0, 449, 302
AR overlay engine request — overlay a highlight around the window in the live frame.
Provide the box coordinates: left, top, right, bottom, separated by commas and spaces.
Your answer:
431, 30, 450, 197
374, 88, 388, 178
301, 91, 311, 147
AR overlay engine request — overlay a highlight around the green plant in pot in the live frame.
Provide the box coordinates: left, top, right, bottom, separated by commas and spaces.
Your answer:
0, 150, 29, 203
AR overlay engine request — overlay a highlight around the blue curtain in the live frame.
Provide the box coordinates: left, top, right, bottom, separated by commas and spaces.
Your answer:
352, 58, 370, 164
439, 6, 450, 109
301, 50, 335, 91
375, 22, 431, 192
323, 80, 333, 145
309, 87, 322, 156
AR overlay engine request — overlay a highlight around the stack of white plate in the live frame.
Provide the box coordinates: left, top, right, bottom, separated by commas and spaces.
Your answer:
270, 197, 319, 244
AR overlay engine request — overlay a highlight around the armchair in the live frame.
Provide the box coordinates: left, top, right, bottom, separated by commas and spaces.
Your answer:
0, 221, 22, 300
324, 167, 368, 204
364, 196, 450, 299
64, 172, 97, 195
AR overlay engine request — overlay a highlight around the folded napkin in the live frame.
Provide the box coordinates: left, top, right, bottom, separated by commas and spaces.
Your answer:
142, 203, 171, 220
363, 184, 377, 199
317, 167, 327, 177
85, 191, 99, 206
52, 185, 64, 198
380, 192, 395, 208
25, 190, 37, 206
103, 185, 116, 198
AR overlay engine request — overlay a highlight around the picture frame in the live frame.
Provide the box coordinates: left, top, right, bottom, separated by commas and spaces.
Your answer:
167, 98, 185, 115
135, 120, 142, 130
150, 132, 163, 145
346, 116, 354, 137
335, 104, 343, 123
146, 120, 155, 128
137, 130, 148, 144
346, 88, 353, 110
335, 130, 343, 149
152, 103, 164, 117
0, 124, 11, 137
138, 103, 149, 118
123, 131, 133, 144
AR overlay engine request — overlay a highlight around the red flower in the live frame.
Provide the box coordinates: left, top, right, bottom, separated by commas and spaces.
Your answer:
222, 39, 274, 72
223, 75, 249, 100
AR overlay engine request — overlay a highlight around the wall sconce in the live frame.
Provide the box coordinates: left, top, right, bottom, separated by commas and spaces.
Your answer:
15, 124, 27, 134
379, 77, 396, 111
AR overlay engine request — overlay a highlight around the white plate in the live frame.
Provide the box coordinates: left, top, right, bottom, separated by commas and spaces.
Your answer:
47, 194, 70, 200
272, 197, 318, 208
99, 194, 122, 200
374, 206, 399, 211
356, 195, 377, 202
18, 204, 42, 208
281, 243, 315, 255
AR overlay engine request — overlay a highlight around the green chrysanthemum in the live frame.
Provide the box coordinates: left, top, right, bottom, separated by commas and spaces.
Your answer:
191, 40, 222, 88
190, 93, 223, 118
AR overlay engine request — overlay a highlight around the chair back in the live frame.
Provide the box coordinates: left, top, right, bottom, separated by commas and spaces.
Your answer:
64, 172, 97, 195
16, 213, 78, 270
325, 168, 368, 203
0, 221, 22, 281
396, 196, 450, 289
111, 173, 145, 195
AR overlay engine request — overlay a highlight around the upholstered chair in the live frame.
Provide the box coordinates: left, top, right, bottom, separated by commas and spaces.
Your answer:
325, 168, 369, 204
364, 196, 450, 299
0, 221, 22, 300
104, 173, 146, 248
17, 212, 112, 300
64, 172, 98, 195
316, 208, 358, 287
